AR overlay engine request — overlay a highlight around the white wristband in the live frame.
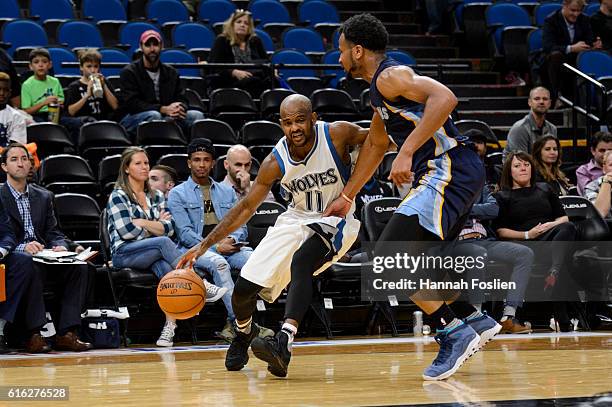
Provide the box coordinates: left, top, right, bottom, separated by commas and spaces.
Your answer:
524, 231, 529, 240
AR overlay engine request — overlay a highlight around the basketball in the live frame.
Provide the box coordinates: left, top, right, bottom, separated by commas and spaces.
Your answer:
156, 269, 205, 320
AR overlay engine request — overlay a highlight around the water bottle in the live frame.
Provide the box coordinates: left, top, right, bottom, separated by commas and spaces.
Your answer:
91, 74, 104, 99
47, 102, 60, 123
413, 310, 423, 337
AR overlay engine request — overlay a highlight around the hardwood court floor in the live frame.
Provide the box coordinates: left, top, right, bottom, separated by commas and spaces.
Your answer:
0, 332, 611, 406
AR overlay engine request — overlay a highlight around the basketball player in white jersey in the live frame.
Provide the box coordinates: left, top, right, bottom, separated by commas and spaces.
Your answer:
178, 94, 369, 377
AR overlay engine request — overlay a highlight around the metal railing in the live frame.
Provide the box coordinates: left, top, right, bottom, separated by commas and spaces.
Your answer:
559, 62, 609, 161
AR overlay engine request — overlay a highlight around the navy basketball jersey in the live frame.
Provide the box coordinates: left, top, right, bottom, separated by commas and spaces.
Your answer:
369, 57, 462, 171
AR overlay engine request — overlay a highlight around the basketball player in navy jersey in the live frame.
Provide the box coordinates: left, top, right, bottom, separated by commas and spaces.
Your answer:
178, 94, 368, 377
324, 14, 501, 381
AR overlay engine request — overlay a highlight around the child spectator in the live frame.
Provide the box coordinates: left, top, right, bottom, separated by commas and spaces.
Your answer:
64, 49, 118, 122
20, 48, 63, 122
0, 73, 26, 147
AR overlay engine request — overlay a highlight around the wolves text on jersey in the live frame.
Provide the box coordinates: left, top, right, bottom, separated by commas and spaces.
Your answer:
281, 168, 339, 195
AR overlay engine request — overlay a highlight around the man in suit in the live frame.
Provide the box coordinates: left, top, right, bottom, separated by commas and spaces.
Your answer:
542, 0, 603, 106
0, 143, 92, 352
0, 197, 49, 353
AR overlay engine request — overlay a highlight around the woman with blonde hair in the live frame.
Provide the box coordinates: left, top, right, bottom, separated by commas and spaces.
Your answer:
532, 135, 572, 195
106, 147, 225, 346
207, 9, 272, 97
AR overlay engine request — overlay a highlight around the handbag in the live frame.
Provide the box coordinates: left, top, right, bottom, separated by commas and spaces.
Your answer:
81, 316, 121, 349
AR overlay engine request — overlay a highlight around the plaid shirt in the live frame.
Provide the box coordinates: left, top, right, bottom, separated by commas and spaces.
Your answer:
584, 176, 612, 218
106, 187, 174, 255
7, 182, 37, 252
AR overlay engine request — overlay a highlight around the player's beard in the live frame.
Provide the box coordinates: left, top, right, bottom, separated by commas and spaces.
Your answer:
348, 55, 360, 77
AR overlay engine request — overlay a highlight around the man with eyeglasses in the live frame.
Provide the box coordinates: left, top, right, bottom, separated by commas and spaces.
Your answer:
168, 138, 272, 341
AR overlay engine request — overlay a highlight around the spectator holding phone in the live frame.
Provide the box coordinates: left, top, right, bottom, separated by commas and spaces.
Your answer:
168, 139, 263, 341
542, 0, 602, 107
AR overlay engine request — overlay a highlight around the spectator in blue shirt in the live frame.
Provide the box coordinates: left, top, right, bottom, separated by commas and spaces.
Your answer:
168, 139, 261, 341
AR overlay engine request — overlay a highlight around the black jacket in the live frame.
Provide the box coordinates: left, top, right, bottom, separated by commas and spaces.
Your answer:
118, 58, 187, 114
0, 183, 68, 249
0, 198, 16, 253
590, 11, 612, 52
208, 35, 268, 83
543, 9, 595, 54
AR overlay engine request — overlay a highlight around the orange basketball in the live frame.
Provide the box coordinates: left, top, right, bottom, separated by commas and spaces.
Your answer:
157, 269, 205, 320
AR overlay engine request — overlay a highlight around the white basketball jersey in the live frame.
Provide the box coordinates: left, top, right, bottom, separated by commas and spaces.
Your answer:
272, 121, 356, 225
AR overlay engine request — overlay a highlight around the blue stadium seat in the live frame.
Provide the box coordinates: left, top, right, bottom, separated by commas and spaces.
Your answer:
98, 48, 130, 76
454, 0, 491, 29
298, 0, 340, 25
30, 0, 74, 22
173, 22, 215, 50
2, 19, 48, 56
146, 0, 189, 25
48, 46, 80, 75
577, 50, 612, 80
250, 0, 291, 25
198, 0, 236, 25
254, 28, 275, 53
119, 21, 160, 56
535, 3, 561, 26
160, 49, 199, 77
323, 49, 343, 88
332, 27, 340, 48
485, 3, 532, 54
282, 27, 325, 54
82, 0, 127, 47
460, 1, 493, 57
82, 0, 127, 22
584, 3, 600, 16
387, 49, 416, 65
58, 21, 104, 49
271, 49, 316, 79
0, 0, 20, 21
528, 28, 542, 54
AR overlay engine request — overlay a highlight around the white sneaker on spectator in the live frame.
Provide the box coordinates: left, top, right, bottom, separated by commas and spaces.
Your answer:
205, 282, 228, 303
156, 321, 176, 347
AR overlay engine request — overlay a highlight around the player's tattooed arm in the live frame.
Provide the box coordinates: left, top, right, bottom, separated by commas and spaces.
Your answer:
376, 65, 458, 156
176, 155, 282, 268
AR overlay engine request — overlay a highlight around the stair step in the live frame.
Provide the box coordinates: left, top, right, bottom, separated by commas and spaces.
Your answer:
385, 22, 421, 35
388, 34, 450, 47
421, 71, 499, 85
400, 46, 459, 58
339, 11, 416, 24
458, 96, 527, 110
458, 110, 565, 127
450, 85, 522, 98
416, 58, 495, 72
330, 0, 382, 11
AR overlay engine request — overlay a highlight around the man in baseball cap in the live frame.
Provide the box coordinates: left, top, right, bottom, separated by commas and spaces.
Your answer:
118, 29, 204, 136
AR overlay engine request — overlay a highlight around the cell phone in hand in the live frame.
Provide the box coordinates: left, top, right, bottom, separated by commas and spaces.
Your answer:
232, 241, 250, 247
